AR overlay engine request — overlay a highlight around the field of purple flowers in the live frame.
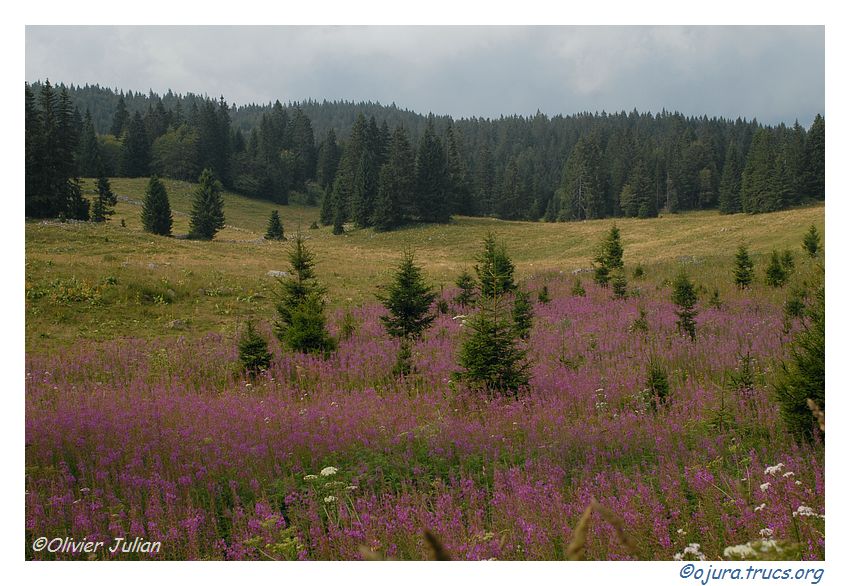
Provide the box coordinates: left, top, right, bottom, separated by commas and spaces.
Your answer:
25, 274, 824, 560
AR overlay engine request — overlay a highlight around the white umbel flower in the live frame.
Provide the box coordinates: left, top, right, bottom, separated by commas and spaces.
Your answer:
320, 466, 338, 477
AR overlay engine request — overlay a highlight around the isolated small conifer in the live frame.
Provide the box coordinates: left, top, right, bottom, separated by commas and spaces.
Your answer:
238, 321, 272, 375
265, 210, 285, 240
189, 168, 225, 240
733, 245, 754, 289
454, 270, 477, 308
140, 175, 173, 236
91, 174, 117, 222
765, 250, 789, 288
378, 249, 437, 341
672, 271, 698, 340
475, 232, 515, 297
802, 225, 821, 258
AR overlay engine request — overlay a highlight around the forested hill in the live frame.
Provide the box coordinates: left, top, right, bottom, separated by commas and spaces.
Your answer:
26, 81, 825, 229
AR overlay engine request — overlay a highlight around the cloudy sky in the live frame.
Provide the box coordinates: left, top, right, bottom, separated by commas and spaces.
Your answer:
25, 26, 824, 125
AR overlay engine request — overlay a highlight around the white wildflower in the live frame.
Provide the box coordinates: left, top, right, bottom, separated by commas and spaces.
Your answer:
681, 543, 706, 561
80, 487, 90, 493
759, 528, 774, 538
320, 466, 338, 477
782, 471, 795, 478
764, 463, 784, 476
673, 553, 684, 561
346, 485, 358, 491
303, 474, 318, 481
263, 417, 270, 424
795, 481, 802, 486
754, 503, 766, 512
323, 495, 337, 503
760, 482, 771, 492
724, 543, 757, 559
792, 505, 823, 519
677, 528, 686, 535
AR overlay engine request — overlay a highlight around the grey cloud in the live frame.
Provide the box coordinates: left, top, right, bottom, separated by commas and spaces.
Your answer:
25, 25, 824, 125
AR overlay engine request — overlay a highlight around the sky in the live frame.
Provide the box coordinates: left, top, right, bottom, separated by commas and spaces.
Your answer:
26, 25, 824, 126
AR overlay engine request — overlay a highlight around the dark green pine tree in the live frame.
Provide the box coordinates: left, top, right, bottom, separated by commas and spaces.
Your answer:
110, 95, 129, 137
495, 159, 523, 220
238, 321, 272, 376
316, 129, 340, 189
274, 233, 336, 356
593, 224, 624, 287
189, 168, 225, 240
455, 239, 529, 396
630, 159, 657, 218
454, 269, 477, 308
512, 289, 534, 340
414, 119, 451, 223
672, 270, 698, 341
765, 250, 789, 288
56, 87, 88, 220
718, 142, 742, 214
319, 186, 334, 226
265, 210, 284, 240
803, 114, 825, 200
611, 269, 628, 299
774, 284, 824, 442
557, 134, 605, 220
769, 135, 795, 212
733, 245, 755, 289
740, 128, 776, 213
445, 123, 472, 215
78, 109, 101, 178
91, 174, 117, 222
802, 225, 821, 258
378, 249, 437, 341
475, 232, 516, 298
141, 175, 173, 236
373, 126, 415, 231
351, 149, 378, 228
120, 111, 150, 177
25, 83, 45, 217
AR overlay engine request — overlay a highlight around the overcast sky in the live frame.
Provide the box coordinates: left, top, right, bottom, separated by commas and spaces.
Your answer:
25, 26, 824, 125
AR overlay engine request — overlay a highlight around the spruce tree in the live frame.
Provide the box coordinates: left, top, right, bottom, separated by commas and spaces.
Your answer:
110, 95, 129, 137
265, 210, 284, 240
802, 225, 821, 258
373, 126, 414, 231
238, 321, 272, 375
91, 174, 117, 222
78, 109, 101, 178
454, 270, 477, 308
120, 111, 150, 177
774, 284, 824, 442
718, 142, 742, 214
733, 245, 755, 289
765, 250, 789, 288
141, 175, 173, 236
593, 224, 624, 287
672, 271, 698, 340
455, 240, 529, 396
475, 232, 515, 298
378, 250, 437, 341
414, 119, 451, 223
611, 269, 628, 300
274, 233, 336, 356
189, 168, 226, 240
803, 114, 825, 199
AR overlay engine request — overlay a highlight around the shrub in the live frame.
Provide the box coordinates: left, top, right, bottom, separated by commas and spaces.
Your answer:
238, 321, 272, 375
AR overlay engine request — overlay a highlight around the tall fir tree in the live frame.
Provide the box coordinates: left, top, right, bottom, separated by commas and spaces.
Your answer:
141, 175, 173, 236
91, 174, 117, 222
718, 142, 742, 214
120, 111, 150, 177
110, 95, 129, 137
803, 114, 825, 200
740, 128, 776, 213
414, 119, 451, 223
189, 168, 226, 240
78, 109, 101, 178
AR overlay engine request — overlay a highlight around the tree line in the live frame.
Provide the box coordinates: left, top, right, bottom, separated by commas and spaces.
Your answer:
26, 81, 825, 224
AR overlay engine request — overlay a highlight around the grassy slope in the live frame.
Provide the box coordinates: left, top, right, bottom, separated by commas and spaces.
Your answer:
24, 177, 825, 353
